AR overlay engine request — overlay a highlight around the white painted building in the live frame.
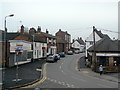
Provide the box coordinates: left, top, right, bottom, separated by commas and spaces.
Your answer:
33, 42, 47, 59
9, 40, 32, 66
85, 29, 110, 59
71, 40, 84, 52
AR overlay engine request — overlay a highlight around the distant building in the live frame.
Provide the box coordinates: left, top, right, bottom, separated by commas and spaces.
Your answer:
56, 29, 71, 53
71, 37, 85, 52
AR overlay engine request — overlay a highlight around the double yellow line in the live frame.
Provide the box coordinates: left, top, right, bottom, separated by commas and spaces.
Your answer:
21, 63, 47, 88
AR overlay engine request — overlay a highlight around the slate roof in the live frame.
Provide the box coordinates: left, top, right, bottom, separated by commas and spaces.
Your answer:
41, 32, 56, 39
95, 29, 110, 39
6, 32, 19, 40
6, 32, 46, 43
77, 39, 84, 45
88, 38, 120, 52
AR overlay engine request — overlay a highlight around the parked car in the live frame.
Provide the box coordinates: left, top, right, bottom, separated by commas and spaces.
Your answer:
46, 55, 58, 62
74, 50, 80, 54
67, 51, 73, 55
54, 54, 60, 60
59, 52, 65, 57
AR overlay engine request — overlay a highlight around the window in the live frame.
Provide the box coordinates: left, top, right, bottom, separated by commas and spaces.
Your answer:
97, 56, 109, 66
113, 57, 120, 66
90, 41, 93, 45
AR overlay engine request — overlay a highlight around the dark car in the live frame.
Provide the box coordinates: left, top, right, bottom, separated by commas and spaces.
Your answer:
59, 52, 65, 57
46, 55, 58, 62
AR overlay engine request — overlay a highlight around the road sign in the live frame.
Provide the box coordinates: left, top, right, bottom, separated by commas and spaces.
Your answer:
16, 47, 24, 51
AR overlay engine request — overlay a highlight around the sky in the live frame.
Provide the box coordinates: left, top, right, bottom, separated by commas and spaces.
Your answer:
0, 0, 119, 40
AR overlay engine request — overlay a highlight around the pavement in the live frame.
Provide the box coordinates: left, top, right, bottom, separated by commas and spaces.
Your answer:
79, 56, 119, 83
2, 58, 45, 89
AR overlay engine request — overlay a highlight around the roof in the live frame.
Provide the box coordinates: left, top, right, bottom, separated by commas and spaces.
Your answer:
24, 33, 46, 43
88, 38, 120, 52
77, 39, 84, 45
95, 29, 110, 39
41, 32, 56, 39
7, 32, 19, 40
56, 30, 71, 36
6, 32, 46, 43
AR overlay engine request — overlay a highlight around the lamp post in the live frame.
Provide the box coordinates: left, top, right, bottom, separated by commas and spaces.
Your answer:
32, 35, 34, 62
93, 26, 96, 71
4, 14, 14, 65
3, 14, 14, 88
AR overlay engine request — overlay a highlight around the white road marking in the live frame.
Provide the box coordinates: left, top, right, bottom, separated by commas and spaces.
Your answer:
59, 66, 61, 69
50, 79, 53, 82
12, 79, 22, 82
36, 68, 42, 72
71, 84, 74, 88
54, 80, 57, 83
62, 82, 65, 85
58, 81, 62, 84
66, 83, 70, 87
47, 78, 50, 80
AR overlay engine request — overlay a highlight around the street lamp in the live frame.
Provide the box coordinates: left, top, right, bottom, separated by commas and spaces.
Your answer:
3, 14, 14, 88
4, 14, 14, 64
93, 26, 96, 71
32, 34, 34, 62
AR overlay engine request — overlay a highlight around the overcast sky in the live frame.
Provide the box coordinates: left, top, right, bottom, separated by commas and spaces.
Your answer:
0, 0, 119, 40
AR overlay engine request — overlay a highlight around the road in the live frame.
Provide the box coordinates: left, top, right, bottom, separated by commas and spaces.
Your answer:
30, 53, 118, 88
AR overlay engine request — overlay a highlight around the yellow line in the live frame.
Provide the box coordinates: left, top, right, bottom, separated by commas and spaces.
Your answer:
21, 63, 48, 88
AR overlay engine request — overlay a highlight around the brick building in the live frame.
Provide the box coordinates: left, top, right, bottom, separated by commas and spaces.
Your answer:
36, 26, 56, 55
56, 29, 71, 53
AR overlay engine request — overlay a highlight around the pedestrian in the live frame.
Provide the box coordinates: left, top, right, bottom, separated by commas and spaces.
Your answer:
99, 65, 103, 75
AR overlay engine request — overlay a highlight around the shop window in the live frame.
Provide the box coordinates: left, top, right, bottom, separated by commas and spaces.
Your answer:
97, 56, 109, 66
113, 57, 120, 66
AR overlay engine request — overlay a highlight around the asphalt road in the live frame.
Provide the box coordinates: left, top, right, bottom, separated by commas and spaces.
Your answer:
31, 53, 118, 88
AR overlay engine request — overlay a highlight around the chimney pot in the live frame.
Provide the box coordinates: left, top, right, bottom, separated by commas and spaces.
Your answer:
46, 29, 49, 34
37, 26, 41, 33
20, 25, 24, 34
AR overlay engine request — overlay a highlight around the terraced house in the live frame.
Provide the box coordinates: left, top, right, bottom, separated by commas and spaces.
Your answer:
36, 26, 56, 56
56, 29, 71, 53
5, 25, 47, 67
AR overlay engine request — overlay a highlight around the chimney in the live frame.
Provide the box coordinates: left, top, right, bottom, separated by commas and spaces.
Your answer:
29, 27, 36, 35
37, 26, 41, 33
46, 29, 49, 34
59, 29, 61, 31
73, 39, 75, 43
20, 25, 24, 34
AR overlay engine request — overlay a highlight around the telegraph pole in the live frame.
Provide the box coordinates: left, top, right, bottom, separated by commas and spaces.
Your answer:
93, 26, 96, 71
